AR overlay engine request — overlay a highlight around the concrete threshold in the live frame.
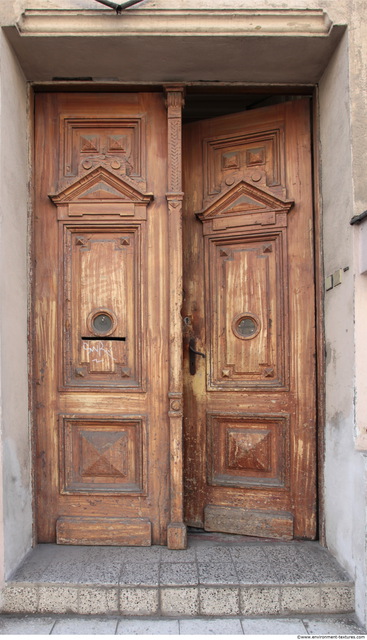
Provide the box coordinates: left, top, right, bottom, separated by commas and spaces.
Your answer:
2, 533, 355, 617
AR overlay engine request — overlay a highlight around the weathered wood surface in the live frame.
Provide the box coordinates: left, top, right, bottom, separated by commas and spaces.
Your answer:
165, 86, 187, 549
56, 517, 152, 546
204, 505, 293, 540
34, 93, 170, 545
182, 100, 316, 540
34, 93, 316, 546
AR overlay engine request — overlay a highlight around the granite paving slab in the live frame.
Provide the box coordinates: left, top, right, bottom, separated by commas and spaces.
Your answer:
241, 617, 308, 634
160, 547, 196, 563
116, 618, 180, 634
52, 616, 118, 635
179, 617, 244, 634
119, 562, 159, 586
81, 561, 122, 585
160, 562, 198, 586
0, 615, 56, 635
235, 561, 278, 584
198, 561, 238, 584
229, 546, 267, 562
195, 545, 233, 563
303, 616, 366, 635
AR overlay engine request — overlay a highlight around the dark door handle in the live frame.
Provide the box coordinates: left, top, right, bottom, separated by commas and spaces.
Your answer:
189, 338, 205, 375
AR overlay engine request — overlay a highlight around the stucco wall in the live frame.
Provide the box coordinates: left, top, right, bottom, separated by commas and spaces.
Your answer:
319, 32, 367, 622
0, 31, 32, 579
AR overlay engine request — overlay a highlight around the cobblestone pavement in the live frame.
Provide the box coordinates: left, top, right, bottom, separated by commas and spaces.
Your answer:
0, 613, 365, 635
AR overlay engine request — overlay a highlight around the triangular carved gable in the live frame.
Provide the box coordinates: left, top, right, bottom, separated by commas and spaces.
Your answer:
79, 184, 126, 200
196, 179, 293, 222
50, 166, 153, 205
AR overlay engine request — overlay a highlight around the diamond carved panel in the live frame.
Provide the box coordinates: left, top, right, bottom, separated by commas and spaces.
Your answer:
227, 429, 271, 471
80, 135, 99, 153
207, 413, 289, 488
108, 135, 129, 152
80, 430, 128, 477
60, 415, 147, 494
246, 147, 266, 166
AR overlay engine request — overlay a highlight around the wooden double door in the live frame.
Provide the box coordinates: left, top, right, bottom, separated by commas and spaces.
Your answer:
34, 91, 316, 547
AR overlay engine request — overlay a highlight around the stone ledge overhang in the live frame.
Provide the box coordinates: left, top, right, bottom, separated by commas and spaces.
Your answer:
15, 9, 332, 38
3, 8, 344, 84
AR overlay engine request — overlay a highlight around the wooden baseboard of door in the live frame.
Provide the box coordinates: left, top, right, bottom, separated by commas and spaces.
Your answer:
204, 505, 294, 541
56, 516, 152, 546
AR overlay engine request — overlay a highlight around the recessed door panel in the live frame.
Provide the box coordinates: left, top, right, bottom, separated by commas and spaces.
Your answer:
64, 225, 144, 388
59, 414, 147, 495
206, 412, 289, 489
207, 232, 288, 389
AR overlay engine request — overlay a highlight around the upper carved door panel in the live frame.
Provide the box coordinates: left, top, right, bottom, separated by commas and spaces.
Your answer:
202, 119, 285, 207
60, 115, 147, 190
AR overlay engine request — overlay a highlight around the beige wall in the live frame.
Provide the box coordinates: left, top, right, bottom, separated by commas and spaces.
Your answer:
1, 0, 367, 625
0, 30, 32, 580
319, 32, 367, 622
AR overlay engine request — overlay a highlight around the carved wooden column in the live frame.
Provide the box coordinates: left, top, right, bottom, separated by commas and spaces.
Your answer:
165, 85, 187, 549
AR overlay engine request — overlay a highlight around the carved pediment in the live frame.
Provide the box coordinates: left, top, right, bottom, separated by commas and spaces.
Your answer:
50, 166, 153, 220
50, 166, 153, 205
196, 179, 293, 225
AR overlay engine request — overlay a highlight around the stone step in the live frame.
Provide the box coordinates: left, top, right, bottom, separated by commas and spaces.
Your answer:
1, 537, 355, 617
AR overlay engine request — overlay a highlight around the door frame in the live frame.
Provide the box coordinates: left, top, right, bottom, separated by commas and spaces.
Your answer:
29, 83, 325, 545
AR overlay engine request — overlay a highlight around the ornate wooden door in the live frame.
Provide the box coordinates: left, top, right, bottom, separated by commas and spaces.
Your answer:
182, 100, 317, 540
34, 91, 186, 547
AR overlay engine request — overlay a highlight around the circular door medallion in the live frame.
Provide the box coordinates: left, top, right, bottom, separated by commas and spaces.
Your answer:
87, 309, 117, 337
232, 312, 260, 340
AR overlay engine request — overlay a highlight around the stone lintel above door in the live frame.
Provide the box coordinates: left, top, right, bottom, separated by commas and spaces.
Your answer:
5, 9, 342, 84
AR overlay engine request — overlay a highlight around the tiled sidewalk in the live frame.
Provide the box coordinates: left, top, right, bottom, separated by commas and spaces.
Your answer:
0, 613, 365, 635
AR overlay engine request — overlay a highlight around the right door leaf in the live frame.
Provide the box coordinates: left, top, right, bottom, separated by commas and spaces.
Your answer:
183, 99, 317, 541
